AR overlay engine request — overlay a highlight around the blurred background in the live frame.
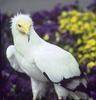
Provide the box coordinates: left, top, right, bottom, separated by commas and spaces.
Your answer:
0, 0, 93, 13
0, 0, 96, 100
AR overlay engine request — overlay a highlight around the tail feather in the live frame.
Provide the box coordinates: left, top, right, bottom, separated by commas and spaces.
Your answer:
60, 75, 88, 91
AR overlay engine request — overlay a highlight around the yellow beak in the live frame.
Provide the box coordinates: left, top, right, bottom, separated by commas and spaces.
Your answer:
22, 26, 30, 34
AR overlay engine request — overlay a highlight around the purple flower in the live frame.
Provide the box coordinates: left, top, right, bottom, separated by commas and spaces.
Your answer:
90, 91, 96, 99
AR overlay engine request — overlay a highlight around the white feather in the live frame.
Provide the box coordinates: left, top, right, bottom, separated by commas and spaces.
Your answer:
32, 42, 80, 82
6, 45, 23, 72
6, 14, 81, 99
10, 14, 80, 82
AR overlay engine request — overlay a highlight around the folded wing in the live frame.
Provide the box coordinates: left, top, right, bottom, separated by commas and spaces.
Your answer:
34, 43, 81, 83
6, 45, 23, 72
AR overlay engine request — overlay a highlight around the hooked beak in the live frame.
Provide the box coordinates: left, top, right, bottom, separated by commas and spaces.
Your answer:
28, 34, 30, 42
23, 27, 30, 34
23, 26, 30, 42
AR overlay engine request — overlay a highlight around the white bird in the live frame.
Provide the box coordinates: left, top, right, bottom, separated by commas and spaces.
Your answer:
6, 14, 82, 100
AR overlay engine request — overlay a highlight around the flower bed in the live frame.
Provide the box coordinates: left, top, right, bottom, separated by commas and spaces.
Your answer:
0, 1, 96, 100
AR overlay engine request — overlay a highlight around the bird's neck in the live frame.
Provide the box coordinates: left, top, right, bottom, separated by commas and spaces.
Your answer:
29, 28, 44, 47
12, 30, 29, 54
12, 27, 44, 54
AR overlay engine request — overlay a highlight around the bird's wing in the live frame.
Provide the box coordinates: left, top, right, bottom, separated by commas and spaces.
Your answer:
10, 49, 48, 82
6, 46, 48, 82
34, 43, 81, 83
6, 45, 23, 72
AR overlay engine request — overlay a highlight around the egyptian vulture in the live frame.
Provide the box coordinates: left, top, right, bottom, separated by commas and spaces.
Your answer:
6, 14, 83, 100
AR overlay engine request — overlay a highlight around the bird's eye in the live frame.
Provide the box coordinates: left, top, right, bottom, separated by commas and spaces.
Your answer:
18, 24, 22, 27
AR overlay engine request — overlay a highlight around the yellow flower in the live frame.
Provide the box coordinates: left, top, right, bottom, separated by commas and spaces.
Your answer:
71, 24, 78, 32
91, 47, 96, 51
61, 11, 68, 17
87, 39, 96, 46
69, 48, 74, 53
87, 61, 96, 68
78, 54, 82, 58
77, 21, 83, 26
90, 52, 96, 58
84, 54, 90, 58
76, 39, 82, 45
78, 47, 84, 51
59, 19, 68, 25
58, 10, 96, 35
84, 45, 91, 49
83, 23, 90, 29
43, 34, 49, 41
68, 10, 79, 16
70, 16, 78, 23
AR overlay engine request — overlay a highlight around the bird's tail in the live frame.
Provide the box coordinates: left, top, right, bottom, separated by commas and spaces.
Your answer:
60, 73, 88, 91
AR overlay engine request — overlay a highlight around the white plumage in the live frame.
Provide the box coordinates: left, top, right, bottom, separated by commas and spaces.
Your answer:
32, 42, 80, 82
6, 45, 23, 72
6, 14, 81, 100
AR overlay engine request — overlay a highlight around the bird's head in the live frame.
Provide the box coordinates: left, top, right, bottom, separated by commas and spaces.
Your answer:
11, 13, 33, 40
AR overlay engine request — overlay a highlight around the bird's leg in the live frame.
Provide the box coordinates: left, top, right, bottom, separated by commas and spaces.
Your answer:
54, 84, 69, 100
31, 78, 39, 100
31, 78, 47, 100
